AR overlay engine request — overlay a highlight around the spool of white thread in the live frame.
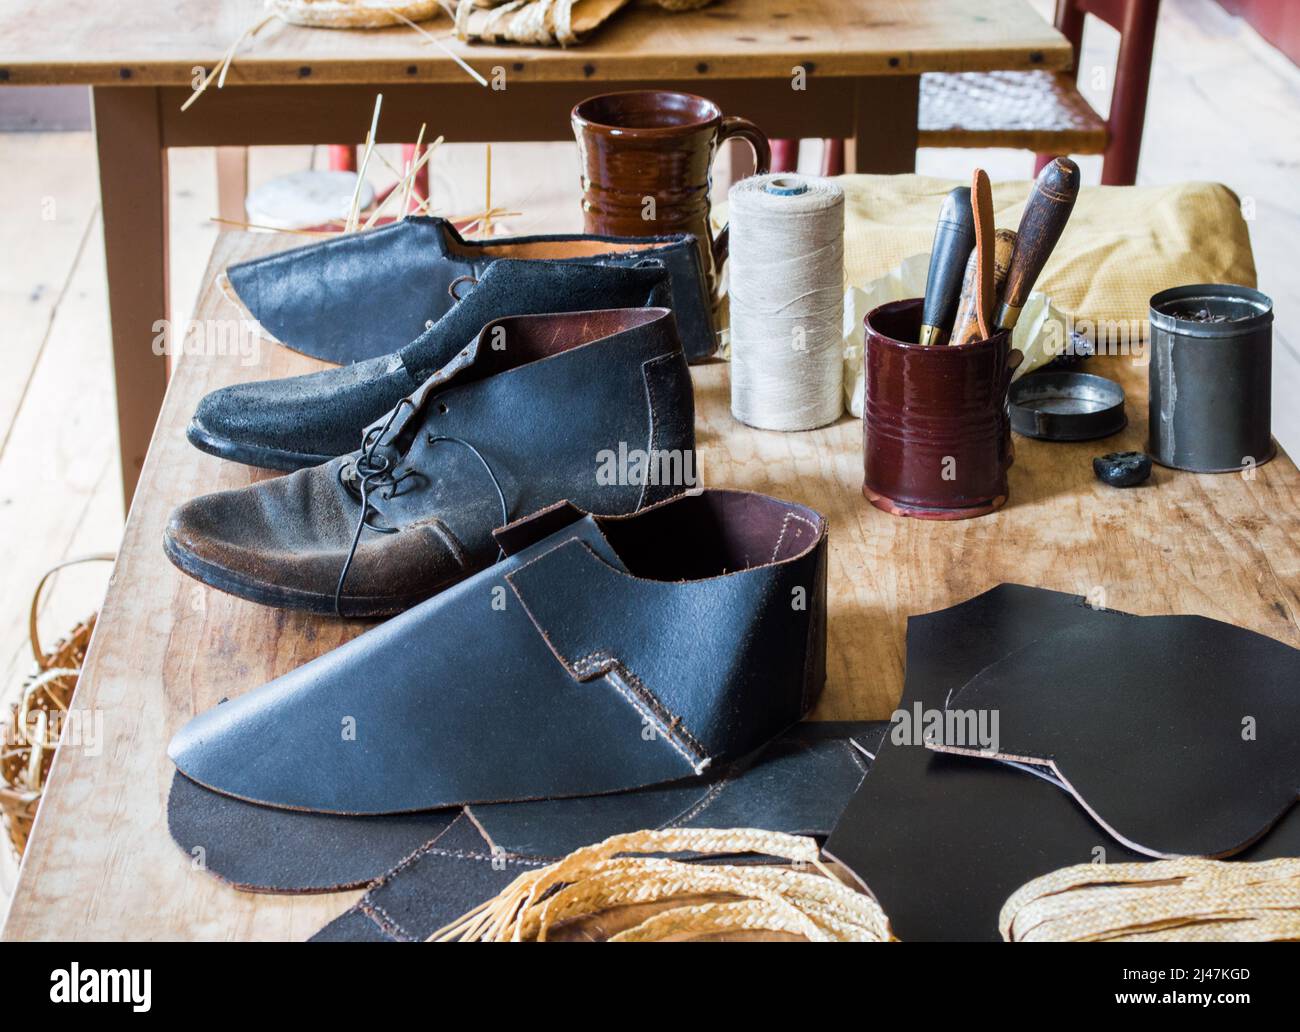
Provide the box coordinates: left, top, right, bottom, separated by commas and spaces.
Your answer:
728, 174, 845, 431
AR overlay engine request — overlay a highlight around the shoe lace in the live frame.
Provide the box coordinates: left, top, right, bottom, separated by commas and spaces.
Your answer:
333, 398, 509, 618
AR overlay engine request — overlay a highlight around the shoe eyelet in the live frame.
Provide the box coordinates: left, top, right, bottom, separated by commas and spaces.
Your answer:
437, 402, 448, 415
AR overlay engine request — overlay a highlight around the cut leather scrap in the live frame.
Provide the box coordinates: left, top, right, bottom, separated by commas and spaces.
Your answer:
167, 771, 455, 893
823, 584, 1300, 941
166, 720, 883, 897
310, 721, 886, 941
930, 615, 1300, 859
168, 490, 829, 816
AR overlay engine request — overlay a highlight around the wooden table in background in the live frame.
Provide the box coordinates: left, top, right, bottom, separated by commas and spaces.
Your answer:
3, 230, 1298, 940
0, 0, 1069, 503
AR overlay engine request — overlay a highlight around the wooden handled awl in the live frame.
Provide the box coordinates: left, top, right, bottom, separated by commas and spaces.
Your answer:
919, 186, 975, 346
997, 157, 1081, 330
952, 229, 1017, 347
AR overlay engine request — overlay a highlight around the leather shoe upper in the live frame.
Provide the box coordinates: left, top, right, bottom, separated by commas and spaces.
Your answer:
167, 490, 829, 815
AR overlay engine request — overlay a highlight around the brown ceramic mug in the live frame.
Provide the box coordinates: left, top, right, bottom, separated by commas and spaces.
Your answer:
572, 90, 771, 301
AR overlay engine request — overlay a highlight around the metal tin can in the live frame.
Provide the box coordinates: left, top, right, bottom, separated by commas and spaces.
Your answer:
1148, 284, 1274, 473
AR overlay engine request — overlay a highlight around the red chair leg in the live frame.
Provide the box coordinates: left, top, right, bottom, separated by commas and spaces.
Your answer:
1032, 152, 1055, 176
326, 144, 357, 172
1101, 0, 1160, 185
820, 139, 845, 177
770, 139, 799, 173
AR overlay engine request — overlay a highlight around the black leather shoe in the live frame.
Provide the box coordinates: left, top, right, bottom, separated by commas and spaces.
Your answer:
167, 489, 829, 814
189, 259, 674, 471
166, 307, 695, 617
226, 216, 716, 363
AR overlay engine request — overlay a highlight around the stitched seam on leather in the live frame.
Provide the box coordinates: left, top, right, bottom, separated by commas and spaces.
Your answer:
503, 542, 708, 770
841, 740, 870, 775
770, 511, 818, 563
361, 817, 473, 894
415, 845, 554, 865
665, 776, 732, 827
357, 900, 419, 943
567, 648, 707, 767
604, 666, 708, 769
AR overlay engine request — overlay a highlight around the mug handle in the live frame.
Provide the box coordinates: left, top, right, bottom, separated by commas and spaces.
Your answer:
712, 116, 772, 269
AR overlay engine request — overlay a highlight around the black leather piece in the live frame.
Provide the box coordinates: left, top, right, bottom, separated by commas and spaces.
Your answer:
166, 308, 694, 616
190, 260, 674, 470
932, 615, 1300, 859
166, 720, 882, 902
823, 584, 1300, 941
226, 216, 717, 364
168, 490, 829, 815
310, 815, 533, 942
167, 771, 456, 893
310, 721, 886, 942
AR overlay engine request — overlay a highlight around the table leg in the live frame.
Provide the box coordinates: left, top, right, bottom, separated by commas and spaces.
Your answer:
215, 147, 249, 224
849, 76, 920, 174
91, 87, 171, 507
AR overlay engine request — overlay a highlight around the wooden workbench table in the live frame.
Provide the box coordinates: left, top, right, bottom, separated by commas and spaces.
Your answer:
6, 227, 1297, 940
0, 0, 1069, 504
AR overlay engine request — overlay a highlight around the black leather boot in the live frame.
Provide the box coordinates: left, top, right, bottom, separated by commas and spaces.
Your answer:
189, 259, 675, 471
226, 216, 716, 363
167, 489, 829, 815
166, 307, 696, 617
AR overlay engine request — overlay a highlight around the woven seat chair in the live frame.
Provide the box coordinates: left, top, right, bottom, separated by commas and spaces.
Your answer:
771, 0, 1159, 187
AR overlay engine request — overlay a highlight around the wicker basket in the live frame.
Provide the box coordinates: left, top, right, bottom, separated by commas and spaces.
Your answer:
0, 555, 113, 857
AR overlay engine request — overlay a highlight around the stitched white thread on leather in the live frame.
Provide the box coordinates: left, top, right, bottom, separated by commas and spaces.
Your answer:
728, 175, 845, 432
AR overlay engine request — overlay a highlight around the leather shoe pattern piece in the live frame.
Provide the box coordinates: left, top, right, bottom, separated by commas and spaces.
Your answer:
165, 721, 888, 898
166, 307, 695, 617
167, 489, 829, 815
225, 216, 717, 364
190, 259, 674, 471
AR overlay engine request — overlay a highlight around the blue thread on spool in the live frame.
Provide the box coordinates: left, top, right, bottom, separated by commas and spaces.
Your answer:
764, 176, 809, 197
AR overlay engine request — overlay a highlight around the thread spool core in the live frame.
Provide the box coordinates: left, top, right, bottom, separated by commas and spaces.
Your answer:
764, 176, 809, 196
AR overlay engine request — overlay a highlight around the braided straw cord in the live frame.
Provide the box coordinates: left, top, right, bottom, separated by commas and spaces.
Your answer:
431, 827, 894, 942
1001, 858, 1300, 942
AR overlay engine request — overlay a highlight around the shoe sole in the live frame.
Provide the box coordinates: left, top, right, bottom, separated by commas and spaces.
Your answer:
186, 418, 334, 473
163, 530, 426, 619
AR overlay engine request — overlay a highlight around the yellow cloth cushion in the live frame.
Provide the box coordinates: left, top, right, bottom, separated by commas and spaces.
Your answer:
833, 174, 1256, 324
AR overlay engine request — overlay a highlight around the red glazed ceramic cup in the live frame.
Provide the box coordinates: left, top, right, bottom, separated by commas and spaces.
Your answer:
572, 90, 770, 303
862, 298, 1014, 520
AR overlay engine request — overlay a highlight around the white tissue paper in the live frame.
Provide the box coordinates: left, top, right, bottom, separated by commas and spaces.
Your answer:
842, 252, 1069, 418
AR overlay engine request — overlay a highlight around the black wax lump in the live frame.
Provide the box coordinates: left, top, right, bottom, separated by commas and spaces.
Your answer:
1093, 451, 1152, 488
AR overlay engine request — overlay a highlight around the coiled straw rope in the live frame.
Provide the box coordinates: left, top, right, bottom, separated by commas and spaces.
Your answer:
435, 828, 1300, 942
431, 828, 895, 942
1001, 858, 1300, 942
